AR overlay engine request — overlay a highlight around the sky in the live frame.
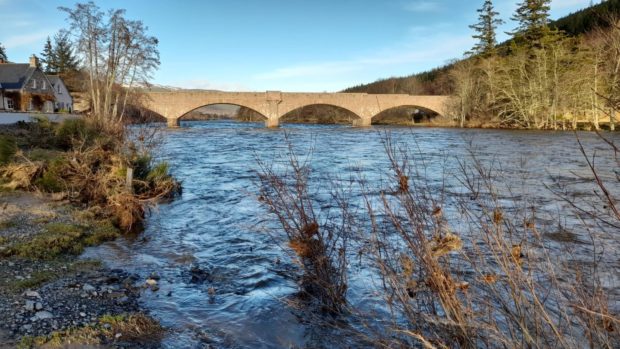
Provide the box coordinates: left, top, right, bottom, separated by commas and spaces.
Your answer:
0, 0, 597, 92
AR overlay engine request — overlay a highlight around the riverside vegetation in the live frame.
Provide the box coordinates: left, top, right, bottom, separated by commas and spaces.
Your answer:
0, 117, 179, 348
346, 0, 620, 130
256, 131, 619, 348
0, 1, 180, 347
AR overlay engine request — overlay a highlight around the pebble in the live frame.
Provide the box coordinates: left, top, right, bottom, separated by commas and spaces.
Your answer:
24, 291, 41, 299
1, 258, 143, 340
24, 300, 35, 311
32, 311, 54, 321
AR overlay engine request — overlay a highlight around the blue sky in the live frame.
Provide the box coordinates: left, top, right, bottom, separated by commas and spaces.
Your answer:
0, 0, 595, 92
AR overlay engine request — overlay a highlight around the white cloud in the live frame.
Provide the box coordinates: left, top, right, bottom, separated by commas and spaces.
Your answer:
2, 30, 50, 49
403, 1, 441, 13
254, 34, 471, 82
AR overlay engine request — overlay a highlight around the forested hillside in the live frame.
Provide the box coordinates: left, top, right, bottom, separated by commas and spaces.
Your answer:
344, 0, 620, 99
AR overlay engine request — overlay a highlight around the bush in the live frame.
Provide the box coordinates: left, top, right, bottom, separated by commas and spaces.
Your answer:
131, 154, 152, 180
26, 116, 56, 148
34, 157, 68, 193
0, 136, 17, 165
54, 118, 98, 150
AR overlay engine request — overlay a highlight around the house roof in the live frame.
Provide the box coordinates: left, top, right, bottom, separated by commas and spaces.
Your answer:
0, 64, 36, 90
47, 75, 61, 86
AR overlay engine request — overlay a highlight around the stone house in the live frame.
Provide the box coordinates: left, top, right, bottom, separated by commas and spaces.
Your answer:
0, 55, 55, 112
47, 75, 73, 112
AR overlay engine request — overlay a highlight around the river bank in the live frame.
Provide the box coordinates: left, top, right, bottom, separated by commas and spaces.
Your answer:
0, 118, 179, 348
0, 191, 162, 348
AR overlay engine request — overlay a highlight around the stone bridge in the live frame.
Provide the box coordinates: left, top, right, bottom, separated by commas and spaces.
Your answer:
141, 90, 452, 127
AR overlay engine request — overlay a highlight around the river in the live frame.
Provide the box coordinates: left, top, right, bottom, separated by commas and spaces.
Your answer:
83, 121, 620, 348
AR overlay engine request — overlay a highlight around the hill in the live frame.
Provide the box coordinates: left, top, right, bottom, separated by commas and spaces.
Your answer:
343, 0, 620, 96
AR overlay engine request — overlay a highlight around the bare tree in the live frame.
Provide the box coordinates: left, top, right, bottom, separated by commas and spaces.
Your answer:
59, 2, 160, 125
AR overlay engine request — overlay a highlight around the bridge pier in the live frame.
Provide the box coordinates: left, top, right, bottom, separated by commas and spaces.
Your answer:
265, 91, 283, 128
265, 117, 279, 128
352, 118, 372, 127
167, 118, 180, 128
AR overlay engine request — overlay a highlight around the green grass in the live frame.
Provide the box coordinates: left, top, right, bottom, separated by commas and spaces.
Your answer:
2, 221, 120, 260
0, 219, 17, 230
2, 260, 102, 292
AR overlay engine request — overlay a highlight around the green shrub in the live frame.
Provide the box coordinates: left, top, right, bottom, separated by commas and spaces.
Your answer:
146, 162, 170, 182
131, 155, 152, 180
0, 136, 17, 165
26, 116, 56, 149
55, 118, 98, 150
26, 148, 64, 162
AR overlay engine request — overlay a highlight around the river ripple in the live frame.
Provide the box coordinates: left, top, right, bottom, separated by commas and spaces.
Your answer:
84, 121, 620, 348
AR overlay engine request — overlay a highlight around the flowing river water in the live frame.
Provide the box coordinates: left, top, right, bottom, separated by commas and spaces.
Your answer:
83, 121, 620, 348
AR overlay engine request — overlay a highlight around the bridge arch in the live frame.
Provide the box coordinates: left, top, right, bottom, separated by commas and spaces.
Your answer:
372, 105, 441, 125
279, 103, 362, 125
177, 103, 268, 124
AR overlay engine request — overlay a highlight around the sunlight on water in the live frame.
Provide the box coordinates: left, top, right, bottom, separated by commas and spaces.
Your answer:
84, 121, 620, 348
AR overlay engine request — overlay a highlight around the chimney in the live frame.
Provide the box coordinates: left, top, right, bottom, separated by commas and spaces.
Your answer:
29, 55, 38, 68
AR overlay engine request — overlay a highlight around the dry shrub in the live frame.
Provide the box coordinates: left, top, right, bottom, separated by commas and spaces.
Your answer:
0, 161, 44, 190
256, 135, 350, 314
0, 118, 180, 233
357, 134, 620, 348
109, 193, 145, 232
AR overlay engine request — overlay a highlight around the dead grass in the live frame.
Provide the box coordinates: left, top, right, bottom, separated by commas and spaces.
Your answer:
18, 313, 163, 348
0, 118, 180, 233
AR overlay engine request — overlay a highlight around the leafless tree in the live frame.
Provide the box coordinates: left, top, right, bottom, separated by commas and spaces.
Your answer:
59, 2, 160, 125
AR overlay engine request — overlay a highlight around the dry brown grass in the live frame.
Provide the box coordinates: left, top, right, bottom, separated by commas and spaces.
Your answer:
0, 118, 180, 233
18, 313, 163, 348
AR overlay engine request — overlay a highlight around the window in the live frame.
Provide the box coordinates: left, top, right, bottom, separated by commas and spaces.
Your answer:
6, 98, 14, 110
31, 79, 37, 89
57, 85, 62, 94
42, 81, 46, 89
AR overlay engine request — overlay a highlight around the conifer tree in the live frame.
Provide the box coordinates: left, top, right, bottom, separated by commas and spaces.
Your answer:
511, 0, 552, 45
468, 0, 504, 56
0, 42, 7, 62
53, 31, 79, 74
40, 37, 57, 74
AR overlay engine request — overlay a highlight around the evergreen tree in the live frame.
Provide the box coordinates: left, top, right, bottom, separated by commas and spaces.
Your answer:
40, 37, 57, 74
468, 0, 504, 56
0, 42, 7, 62
53, 31, 79, 74
511, 0, 553, 45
